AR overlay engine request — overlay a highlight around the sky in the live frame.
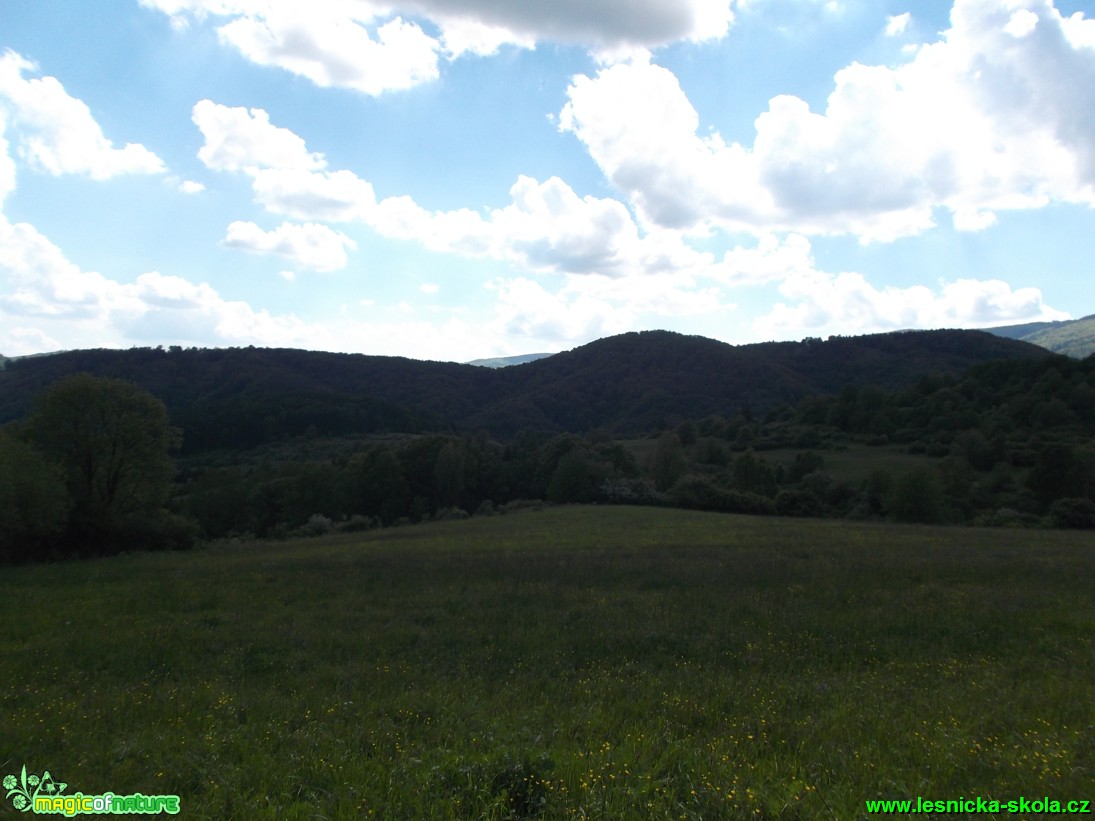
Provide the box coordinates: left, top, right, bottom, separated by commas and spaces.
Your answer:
0, 0, 1092, 362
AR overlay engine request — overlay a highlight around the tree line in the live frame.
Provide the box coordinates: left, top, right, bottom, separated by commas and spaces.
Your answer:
2, 352, 1093, 563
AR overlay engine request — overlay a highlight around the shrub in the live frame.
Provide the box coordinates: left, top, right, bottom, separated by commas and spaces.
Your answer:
1048, 498, 1095, 529
336, 515, 381, 533
433, 506, 469, 521
775, 489, 824, 517
599, 477, 659, 505
300, 514, 334, 536
668, 476, 775, 515
888, 467, 944, 524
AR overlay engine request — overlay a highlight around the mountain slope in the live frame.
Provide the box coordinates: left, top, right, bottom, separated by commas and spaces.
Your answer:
466, 353, 555, 368
464, 329, 1054, 435
986, 314, 1095, 358
0, 329, 1054, 449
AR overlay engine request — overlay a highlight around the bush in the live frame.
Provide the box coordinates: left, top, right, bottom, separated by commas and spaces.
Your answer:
433, 506, 469, 521
1048, 498, 1095, 529
118, 510, 200, 551
668, 476, 775, 515
336, 514, 381, 533
499, 499, 545, 514
888, 467, 944, 524
300, 514, 334, 536
599, 478, 659, 505
972, 508, 1039, 528
775, 489, 824, 517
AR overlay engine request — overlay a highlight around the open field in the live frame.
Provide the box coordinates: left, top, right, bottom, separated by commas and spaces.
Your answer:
2, 507, 1093, 818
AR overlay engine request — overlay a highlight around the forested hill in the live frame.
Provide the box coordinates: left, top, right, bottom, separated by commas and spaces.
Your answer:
0, 329, 1053, 451
987, 314, 1095, 358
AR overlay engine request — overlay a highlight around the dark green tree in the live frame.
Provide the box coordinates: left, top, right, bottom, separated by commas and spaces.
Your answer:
0, 431, 72, 562
434, 440, 466, 509
345, 446, 411, 525
888, 467, 943, 524
648, 432, 685, 492
27, 373, 182, 551
547, 450, 609, 504
732, 449, 777, 497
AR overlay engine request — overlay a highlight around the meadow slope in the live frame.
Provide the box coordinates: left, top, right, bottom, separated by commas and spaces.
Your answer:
2, 507, 1092, 818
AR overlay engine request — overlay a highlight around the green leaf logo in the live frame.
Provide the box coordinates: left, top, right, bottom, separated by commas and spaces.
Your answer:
3, 765, 66, 813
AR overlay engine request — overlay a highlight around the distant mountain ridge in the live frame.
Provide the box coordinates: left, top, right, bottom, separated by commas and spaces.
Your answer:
986, 314, 1095, 358
0, 329, 1054, 450
465, 353, 555, 368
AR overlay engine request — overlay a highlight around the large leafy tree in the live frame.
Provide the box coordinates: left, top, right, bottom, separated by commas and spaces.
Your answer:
28, 374, 181, 549
0, 431, 71, 562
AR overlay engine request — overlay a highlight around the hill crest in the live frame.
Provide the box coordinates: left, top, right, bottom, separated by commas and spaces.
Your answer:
0, 328, 1053, 450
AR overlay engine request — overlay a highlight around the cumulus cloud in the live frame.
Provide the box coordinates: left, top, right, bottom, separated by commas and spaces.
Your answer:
0, 113, 15, 206
0, 219, 129, 320
373, 174, 716, 277
885, 12, 911, 36
222, 221, 357, 272
0, 183, 1070, 362
217, 11, 440, 95
0, 210, 319, 351
193, 101, 377, 222
559, 0, 1095, 242
142, 0, 734, 95
192, 99, 324, 173
0, 50, 164, 179
194, 100, 711, 279
711, 233, 815, 285
753, 268, 1069, 341
403, 0, 734, 48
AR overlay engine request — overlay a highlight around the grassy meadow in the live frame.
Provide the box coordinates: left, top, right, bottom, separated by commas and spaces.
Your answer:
2, 506, 1093, 818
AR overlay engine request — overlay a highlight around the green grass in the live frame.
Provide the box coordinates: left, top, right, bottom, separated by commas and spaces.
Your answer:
2, 507, 1093, 818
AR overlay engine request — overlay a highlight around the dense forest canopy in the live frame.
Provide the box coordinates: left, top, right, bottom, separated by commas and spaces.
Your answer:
0, 329, 1052, 447
1, 329, 1091, 563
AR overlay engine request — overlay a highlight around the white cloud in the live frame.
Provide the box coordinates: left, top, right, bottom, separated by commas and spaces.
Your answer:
0, 50, 164, 179
218, 11, 440, 95
407, 0, 734, 48
0, 187, 1070, 363
194, 101, 712, 279
222, 221, 357, 271
142, 0, 735, 96
418, 282, 439, 294
437, 17, 535, 58
885, 12, 911, 36
374, 174, 719, 278
486, 276, 631, 343
712, 232, 815, 285
560, 0, 1095, 243
193, 101, 378, 222
0, 218, 130, 319
0, 212, 320, 351
192, 99, 324, 173
559, 58, 772, 232
251, 167, 379, 223
178, 179, 205, 194
0, 113, 15, 206
1004, 8, 1039, 38
754, 270, 1069, 341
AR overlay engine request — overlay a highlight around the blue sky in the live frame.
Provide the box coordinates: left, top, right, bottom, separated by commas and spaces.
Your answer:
1, 0, 1092, 361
